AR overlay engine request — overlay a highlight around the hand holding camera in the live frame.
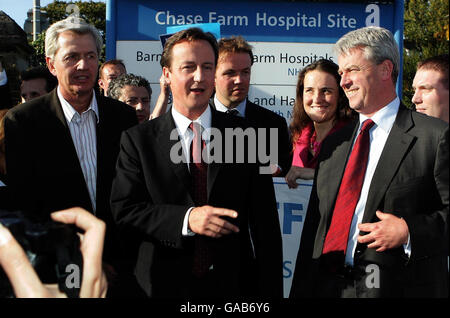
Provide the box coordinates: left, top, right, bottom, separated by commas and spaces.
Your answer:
0, 207, 107, 298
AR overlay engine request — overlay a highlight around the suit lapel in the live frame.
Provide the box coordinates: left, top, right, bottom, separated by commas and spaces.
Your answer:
48, 89, 70, 130
209, 98, 217, 110
321, 120, 359, 218
47, 89, 93, 211
96, 95, 111, 208
362, 106, 415, 223
207, 109, 224, 198
244, 100, 257, 118
47, 89, 83, 165
156, 112, 192, 193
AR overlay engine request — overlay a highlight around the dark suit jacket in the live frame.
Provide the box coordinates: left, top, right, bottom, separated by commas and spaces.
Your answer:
290, 104, 449, 298
4, 88, 138, 264
110, 107, 283, 298
0, 83, 13, 109
210, 98, 292, 176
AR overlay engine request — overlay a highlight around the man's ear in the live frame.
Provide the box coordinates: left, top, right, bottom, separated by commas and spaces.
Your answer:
46, 57, 57, 77
162, 67, 171, 85
380, 59, 394, 81
98, 78, 105, 90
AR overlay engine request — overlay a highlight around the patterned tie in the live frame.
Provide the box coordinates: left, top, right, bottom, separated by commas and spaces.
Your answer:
322, 119, 375, 258
189, 122, 212, 277
226, 108, 239, 116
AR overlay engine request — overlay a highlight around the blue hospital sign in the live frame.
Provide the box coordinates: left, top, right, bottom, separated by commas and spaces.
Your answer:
274, 178, 313, 297
107, 0, 404, 119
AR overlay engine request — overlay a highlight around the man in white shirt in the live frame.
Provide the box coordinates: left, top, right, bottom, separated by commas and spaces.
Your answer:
290, 26, 448, 298
111, 27, 283, 298
210, 36, 292, 176
4, 17, 139, 297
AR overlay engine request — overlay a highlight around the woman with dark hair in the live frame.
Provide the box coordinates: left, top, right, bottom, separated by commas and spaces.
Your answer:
285, 59, 355, 187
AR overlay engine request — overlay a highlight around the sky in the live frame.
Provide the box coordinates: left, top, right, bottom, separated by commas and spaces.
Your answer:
0, 0, 105, 29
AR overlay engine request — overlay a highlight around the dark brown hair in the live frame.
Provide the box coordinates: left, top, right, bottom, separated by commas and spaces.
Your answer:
160, 28, 218, 69
417, 54, 449, 90
290, 59, 354, 143
217, 36, 253, 65
99, 59, 126, 79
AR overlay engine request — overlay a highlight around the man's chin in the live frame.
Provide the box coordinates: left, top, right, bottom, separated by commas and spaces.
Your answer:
415, 108, 427, 114
70, 86, 94, 96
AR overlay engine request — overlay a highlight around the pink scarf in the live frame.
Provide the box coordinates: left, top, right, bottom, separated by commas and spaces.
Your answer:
292, 119, 349, 168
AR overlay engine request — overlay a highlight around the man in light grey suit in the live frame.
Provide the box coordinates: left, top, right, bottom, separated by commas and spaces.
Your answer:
290, 26, 448, 298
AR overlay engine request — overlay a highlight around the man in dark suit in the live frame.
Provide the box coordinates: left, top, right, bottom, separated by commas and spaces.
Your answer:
290, 26, 448, 298
110, 28, 283, 298
4, 17, 139, 296
210, 36, 291, 176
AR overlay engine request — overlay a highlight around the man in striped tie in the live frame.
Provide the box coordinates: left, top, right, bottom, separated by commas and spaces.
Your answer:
290, 26, 448, 298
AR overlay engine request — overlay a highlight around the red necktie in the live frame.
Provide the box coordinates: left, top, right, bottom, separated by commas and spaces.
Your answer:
189, 122, 207, 205
322, 119, 375, 257
189, 122, 212, 277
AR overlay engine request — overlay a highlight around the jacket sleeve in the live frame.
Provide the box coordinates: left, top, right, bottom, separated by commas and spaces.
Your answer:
110, 129, 190, 249
249, 168, 284, 297
403, 126, 449, 260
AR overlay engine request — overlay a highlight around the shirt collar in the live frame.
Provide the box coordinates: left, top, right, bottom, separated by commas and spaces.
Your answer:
171, 104, 212, 141
359, 97, 400, 134
57, 86, 99, 123
214, 95, 246, 117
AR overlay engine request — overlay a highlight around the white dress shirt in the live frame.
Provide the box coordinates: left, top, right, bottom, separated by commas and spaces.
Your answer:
171, 105, 212, 235
214, 95, 246, 117
58, 86, 99, 213
345, 97, 411, 265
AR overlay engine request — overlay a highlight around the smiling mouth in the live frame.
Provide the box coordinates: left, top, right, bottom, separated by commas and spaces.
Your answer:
73, 75, 90, 82
345, 88, 358, 96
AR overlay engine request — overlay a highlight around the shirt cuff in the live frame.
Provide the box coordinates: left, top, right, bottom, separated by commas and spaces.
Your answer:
182, 207, 196, 236
403, 232, 411, 257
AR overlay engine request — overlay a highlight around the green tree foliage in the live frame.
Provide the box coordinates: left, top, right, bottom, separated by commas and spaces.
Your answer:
30, 32, 46, 67
31, 1, 106, 65
402, 0, 449, 108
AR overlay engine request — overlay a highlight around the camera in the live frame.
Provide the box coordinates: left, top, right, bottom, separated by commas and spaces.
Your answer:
0, 209, 83, 298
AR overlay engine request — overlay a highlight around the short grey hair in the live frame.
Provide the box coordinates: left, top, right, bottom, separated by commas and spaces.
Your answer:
45, 17, 103, 60
334, 26, 400, 84
108, 73, 152, 100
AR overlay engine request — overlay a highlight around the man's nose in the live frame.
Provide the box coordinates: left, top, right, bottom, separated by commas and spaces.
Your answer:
193, 66, 204, 82
340, 73, 350, 88
411, 90, 422, 105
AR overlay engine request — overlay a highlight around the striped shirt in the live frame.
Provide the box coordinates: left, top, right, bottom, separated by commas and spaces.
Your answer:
57, 87, 99, 213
